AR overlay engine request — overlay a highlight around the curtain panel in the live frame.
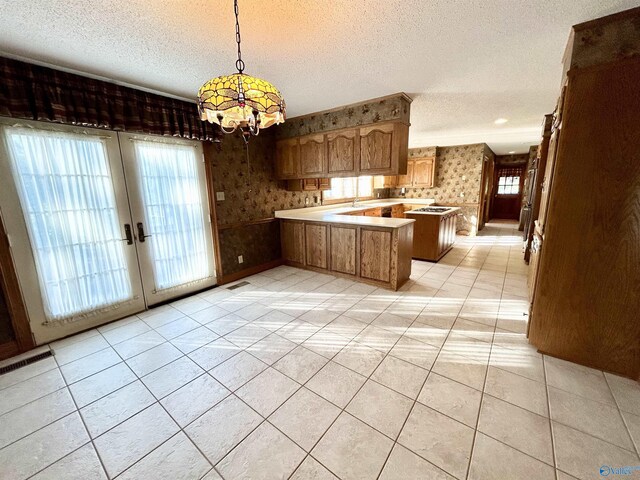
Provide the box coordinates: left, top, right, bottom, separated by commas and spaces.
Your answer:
0, 57, 219, 142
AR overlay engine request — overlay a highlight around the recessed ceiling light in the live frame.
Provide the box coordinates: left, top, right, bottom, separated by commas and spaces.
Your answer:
494, 118, 508, 125
508, 151, 516, 154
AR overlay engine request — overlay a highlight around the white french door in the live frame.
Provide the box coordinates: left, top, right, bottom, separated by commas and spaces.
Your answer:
119, 134, 216, 305
0, 119, 216, 344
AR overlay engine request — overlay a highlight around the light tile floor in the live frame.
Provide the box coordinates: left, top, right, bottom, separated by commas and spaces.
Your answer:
1, 222, 639, 480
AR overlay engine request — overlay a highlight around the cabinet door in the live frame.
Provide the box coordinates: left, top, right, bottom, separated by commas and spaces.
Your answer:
412, 157, 435, 187
383, 176, 397, 188
359, 123, 394, 173
330, 226, 357, 275
276, 138, 300, 179
305, 223, 328, 269
303, 179, 319, 191
537, 127, 560, 234
281, 220, 305, 265
397, 159, 414, 187
327, 129, 358, 175
318, 178, 331, 190
299, 134, 326, 177
391, 205, 404, 218
360, 229, 391, 282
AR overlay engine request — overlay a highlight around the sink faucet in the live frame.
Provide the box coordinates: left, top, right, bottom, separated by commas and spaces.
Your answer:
352, 197, 359, 207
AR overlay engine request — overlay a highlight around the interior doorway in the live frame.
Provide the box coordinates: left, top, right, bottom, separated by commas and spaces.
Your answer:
490, 165, 525, 220
0, 118, 217, 344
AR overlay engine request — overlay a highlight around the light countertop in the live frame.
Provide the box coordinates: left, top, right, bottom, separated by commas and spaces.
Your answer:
405, 206, 461, 216
274, 198, 437, 228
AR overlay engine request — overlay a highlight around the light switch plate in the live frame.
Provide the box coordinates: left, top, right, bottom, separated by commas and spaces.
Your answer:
216, 192, 225, 201
238, 255, 244, 264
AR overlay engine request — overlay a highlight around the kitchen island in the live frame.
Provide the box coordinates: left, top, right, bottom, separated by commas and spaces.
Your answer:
405, 206, 460, 261
275, 200, 428, 290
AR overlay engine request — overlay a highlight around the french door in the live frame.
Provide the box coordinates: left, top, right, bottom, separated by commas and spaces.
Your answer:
0, 119, 215, 344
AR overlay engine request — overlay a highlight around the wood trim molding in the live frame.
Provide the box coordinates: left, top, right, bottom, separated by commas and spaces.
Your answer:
217, 217, 278, 231
203, 142, 224, 281
217, 258, 284, 285
0, 212, 35, 354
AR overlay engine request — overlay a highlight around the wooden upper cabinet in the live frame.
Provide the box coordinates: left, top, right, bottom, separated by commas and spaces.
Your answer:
359, 123, 394, 173
412, 157, 435, 187
327, 130, 358, 175
275, 138, 300, 179
299, 134, 326, 177
397, 161, 414, 187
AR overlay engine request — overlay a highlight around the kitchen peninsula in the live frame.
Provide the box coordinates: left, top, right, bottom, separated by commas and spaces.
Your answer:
276, 199, 439, 290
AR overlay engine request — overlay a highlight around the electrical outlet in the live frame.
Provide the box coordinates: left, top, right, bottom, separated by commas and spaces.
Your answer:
238, 255, 244, 264
216, 191, 225, 201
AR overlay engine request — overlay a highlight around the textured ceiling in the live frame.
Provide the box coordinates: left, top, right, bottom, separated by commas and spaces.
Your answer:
0, 0, 636, 154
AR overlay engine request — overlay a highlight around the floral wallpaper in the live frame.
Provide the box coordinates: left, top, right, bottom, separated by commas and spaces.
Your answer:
495, 153, 529, 166
276, 93, 411, 139
389, 143, 489, 235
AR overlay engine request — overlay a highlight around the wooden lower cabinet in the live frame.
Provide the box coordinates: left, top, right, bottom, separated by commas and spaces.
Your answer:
305, 224, 328, 269
279, 219, 412, 290
405, 211, 457, 262
360, 229, 391, 282
281, 220, 305, 265
330, 226, 357, 275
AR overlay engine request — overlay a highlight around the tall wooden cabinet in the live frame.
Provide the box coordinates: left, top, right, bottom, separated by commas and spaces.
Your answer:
397, 157, 436, 188
528, 7, 640, 379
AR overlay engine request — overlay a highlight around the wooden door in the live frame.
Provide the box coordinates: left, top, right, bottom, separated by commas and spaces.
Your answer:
281, 220, 305, 265
299, 134, 326, 177
490, 165, 525, 220
330, 226, 357, 275
412, 157, 435, 187
276, 138, 300, 179
397, 159, 414, 187
327, 129, 358, 175
537, 127, 560, 234
359, 123, 394, 173
305, 224, 328, 269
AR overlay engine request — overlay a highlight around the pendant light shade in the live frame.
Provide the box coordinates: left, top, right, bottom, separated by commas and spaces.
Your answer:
197, 0, 285, 137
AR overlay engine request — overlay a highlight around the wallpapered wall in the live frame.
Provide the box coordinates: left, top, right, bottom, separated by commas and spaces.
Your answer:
495, 153, 529, 166
390, 143, 489, 234
206, 130, 311, 276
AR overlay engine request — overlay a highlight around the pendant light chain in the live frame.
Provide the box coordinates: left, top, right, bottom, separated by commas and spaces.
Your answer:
234, 0, 245, 74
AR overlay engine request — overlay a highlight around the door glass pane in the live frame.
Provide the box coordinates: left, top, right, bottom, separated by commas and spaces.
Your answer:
4, 128, 133, 321
133, 141, 212, 291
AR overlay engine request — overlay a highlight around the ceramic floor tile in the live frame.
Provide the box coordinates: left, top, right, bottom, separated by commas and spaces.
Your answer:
185, 395, 262, 465
346, 379, 413, 438
0, 355, 57, 391
210, 351, 268, 391
94, 403, 179, 478
53, 335, 110, 365
155, 316, 201, 340
68, 362, 136, 408
276, 319, 322, 343
553, 422, 640, 480
161, 373, 229, 427
59, 347, 121, 384
224, 324, 271, 348
189, 305, 232, 325
398, 403, 475, 480
188, 337, 241, 371
79, 380, 155, 438
141, 356, 204, 399
371, 355, 429, 399
332, 340, 386, 376
388, 335, 440, 370
605, 372, 640, 417
233, 302, 272, 321
171, 296, 212, 315
299, 308, 340, 327
290, 456, 338, 480
621, 411, 640, 454
170, 326, 219, 354
217, 422, 306, 480
269, 387, 340, 452
0, 364, 65, 417
379, 444, 455, 480
418, 372, 482, 427
432, 350, 487, 391
251, 309, 296, 332
118, 432, 211, 480
273, 346, 328, 383
545, 356, 615, 405
312, 413, 394, 480
29, 443, 106, 480
204, 313, 249, 336
302, 330, 351, 358
324, 315, 368, 340
489, 345, 545, 383
484, 365, 548, 416
404, 321, 450, 349
236, 367, 300, 416
306, 361, 366, 408
246, 333, 297, 365
0, 412, 89, 480
101, 320, 151, 345
125, 342, 182, 377
355, 325, 402, 353
468, 432, 555, 480
371, 310, 413, 333
548, 385, 634, 450
111, 330, 166, 360
0, 388, 76, 449
141, 307, 184, 329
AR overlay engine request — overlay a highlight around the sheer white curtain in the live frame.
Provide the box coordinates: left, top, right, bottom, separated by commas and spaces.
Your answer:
323, 176, 373, 201
133, 140, 211, 291
4, 128, 133, 321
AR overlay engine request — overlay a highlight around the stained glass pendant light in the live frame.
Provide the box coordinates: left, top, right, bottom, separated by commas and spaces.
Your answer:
198, 0, 286, 139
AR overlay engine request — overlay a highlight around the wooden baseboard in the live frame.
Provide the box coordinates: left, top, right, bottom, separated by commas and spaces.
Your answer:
217, 259, 284, 285
0, 340, 20, 361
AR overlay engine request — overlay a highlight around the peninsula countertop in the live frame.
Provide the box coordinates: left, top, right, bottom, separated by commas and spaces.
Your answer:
274, 198, 437, 228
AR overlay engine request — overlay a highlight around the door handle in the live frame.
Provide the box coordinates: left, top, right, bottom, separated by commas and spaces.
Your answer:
136, 222, 152, 243
123, 224, 133, 245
